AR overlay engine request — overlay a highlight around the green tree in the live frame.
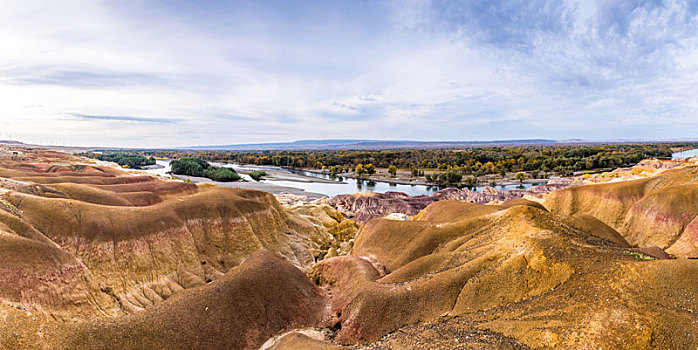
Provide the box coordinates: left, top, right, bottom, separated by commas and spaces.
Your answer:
464, 176, 477, 187
388, 165, 397, 177
170, 157, 210, 177
170, 158, 240, 182
203, 166, 241, 182
438, 170, 462, 184
515, 172, 526, 184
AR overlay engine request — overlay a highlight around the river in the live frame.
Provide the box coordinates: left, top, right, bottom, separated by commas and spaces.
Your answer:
672, 148, 698, 159
144, 160, 536, 197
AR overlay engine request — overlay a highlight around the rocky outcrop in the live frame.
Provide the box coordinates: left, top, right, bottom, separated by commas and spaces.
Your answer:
327, 188, 467, 223
286, 202, 360, 259
327, 181, 573, 222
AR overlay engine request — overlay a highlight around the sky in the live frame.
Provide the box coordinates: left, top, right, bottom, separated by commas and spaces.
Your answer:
0, 0, 697, 147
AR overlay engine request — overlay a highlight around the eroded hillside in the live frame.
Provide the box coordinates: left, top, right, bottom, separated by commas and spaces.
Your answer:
546, 164, 698, 258
1, 148, 697, 349
0, 148, 349, 349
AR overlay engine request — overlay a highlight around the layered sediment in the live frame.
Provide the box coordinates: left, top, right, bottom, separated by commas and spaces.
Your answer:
2, 148, 698, 349
0, 148, 345, 349
546, 165, 698, 258
326, 180, 572, 223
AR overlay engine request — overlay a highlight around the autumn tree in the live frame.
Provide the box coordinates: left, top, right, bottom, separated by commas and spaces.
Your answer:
388, 165, 397, 177
355, 164, 365, 176
515, 172, 526, 184
365, 163, 376, 175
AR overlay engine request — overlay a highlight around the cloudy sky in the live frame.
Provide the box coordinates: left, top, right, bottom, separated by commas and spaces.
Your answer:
1, 0, 697, 147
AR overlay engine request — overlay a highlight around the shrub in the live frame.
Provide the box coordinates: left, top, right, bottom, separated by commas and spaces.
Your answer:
97, 153, 156, 169
203, 166, 241, 182
170, 158, 240, 182
248, 170, 266, 181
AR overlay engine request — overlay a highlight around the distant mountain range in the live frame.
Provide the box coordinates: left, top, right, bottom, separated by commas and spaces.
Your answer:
183, 139, 568, 151
3, 138, 697, 152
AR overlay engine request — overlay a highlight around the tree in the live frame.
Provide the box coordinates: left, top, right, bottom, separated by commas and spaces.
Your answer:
170, 158, 240, 182
202, 166, 241, 182
355, 164, 365, 177
438, 170, 462, 184
464, 176, 477, 187
388, 165, 397, 177
170, 157, 210, 177
365, 163, 376, 175
515, 172, 526, 184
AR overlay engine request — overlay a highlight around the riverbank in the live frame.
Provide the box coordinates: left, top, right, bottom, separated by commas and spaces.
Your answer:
297, 167, 550, 187
137, 160, 539, 197
171, 173, 328, 199
241, 168, 342, 184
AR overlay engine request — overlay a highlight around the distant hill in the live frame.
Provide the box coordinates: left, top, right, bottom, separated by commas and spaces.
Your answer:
0, 140, 26, 145
185, 139, 561, 151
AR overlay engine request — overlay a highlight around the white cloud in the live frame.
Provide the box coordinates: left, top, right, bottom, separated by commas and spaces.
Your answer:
0, 0, 696, 146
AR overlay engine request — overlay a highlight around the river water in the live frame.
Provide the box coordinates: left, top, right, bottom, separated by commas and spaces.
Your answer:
145, 160, 534, 197
672, 149, 698, 159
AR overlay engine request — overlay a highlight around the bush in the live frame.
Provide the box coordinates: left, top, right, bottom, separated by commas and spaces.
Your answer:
203, 166, 241, 182
170, 158, 240, 182
248, 170, 266, 181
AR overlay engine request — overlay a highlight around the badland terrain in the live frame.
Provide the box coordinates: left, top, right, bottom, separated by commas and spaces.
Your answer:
1, 145, 697, 349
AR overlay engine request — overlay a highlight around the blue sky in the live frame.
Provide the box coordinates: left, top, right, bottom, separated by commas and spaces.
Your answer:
0, 0, 697, 147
